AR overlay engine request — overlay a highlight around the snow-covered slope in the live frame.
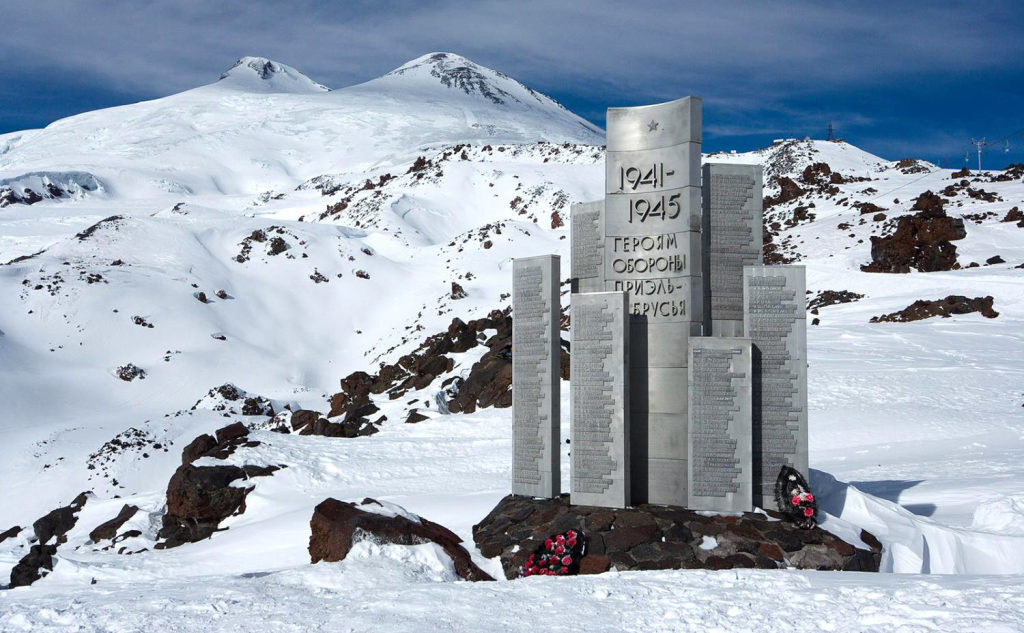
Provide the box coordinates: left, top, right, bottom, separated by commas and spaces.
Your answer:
1, 53, 1023, 630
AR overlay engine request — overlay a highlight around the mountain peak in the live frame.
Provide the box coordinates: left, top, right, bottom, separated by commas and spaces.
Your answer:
216, 57, 330, 94
383, 52, 545, 107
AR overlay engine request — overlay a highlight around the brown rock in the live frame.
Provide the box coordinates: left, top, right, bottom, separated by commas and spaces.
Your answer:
405, 409, 429, 424
862, 192, 966, 273
181, 434, 217, 464
309, 498, 492, 581
788, 544, 845, 570
603, 524, 660, 549
826, 536, 855, 557
89, 504, 140, 543
870, 295, 998, 322
290, 409, 321, 432
0, 525, 20, 544
157, 464, 277, 547
215, 422, 248, 444
9, 544, 58, 587
757, 542, 785, 561
860, 529, 883, 553
578, 554, 611, 574
33, 492, 89, 545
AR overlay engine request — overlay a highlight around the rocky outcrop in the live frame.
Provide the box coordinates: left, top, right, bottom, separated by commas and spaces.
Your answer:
309, 498, 493, 581
870, 296, 998, 323
289, 408, 380, 438
329, 309, 570, 420
156, 424, 279, 548
190, 383, 275, 418
807, 290, 865, 312
1002, 207, 1024, 227
0, 526, 20, 544
473, 495, 879, 578
89, 504, 140, 543
9, 492, 90, 587
763, 176, 806, 209
115, 363, 146, 381
861, 191, 966, 273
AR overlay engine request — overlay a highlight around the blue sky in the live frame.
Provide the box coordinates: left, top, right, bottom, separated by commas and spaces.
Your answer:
3, 0, 1023, 168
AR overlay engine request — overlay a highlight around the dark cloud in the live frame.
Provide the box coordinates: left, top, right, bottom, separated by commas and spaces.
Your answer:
2, 1, 1023, 163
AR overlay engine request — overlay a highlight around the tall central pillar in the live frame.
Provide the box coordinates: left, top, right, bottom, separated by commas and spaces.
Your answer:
604, 96, 702, 505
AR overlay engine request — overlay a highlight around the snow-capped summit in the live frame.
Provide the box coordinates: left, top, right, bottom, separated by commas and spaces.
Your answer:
216, 56, 330, 93
383, 52, 557, 107
350, 52, 603, 139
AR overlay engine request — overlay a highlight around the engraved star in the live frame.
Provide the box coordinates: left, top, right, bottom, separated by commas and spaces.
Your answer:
647, 120, 659, 132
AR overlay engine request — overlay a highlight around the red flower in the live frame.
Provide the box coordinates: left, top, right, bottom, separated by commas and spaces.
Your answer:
544, 538, 553, 550
559, 567, 568, 574
803, 507, 814, 517
791, 495, 801, 506
567, 537, 577, 548
524, 568, 532, 577
562, 556, 572, 566
805, 494, 814, 502
555, 545, 565, 555
556, 535, 565, 545
567, 530, 577, 539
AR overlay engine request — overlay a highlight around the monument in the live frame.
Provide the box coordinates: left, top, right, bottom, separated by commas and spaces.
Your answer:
605, 96, 703, 506
702, 163, 763, 337
570, 291, 630, 508
570, 201, 605, 294
743, 265, 808, 508
511, 255, 561, 498
514, 96, 809, 515
687, 337, 753, 512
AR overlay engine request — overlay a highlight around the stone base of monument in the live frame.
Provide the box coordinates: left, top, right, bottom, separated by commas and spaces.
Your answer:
473, 495, 879, 578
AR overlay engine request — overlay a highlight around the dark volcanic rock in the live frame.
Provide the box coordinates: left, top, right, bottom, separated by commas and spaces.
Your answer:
181, 434, 218, 464
764, 176, 805, 208
10, 545, 58, 587
156, 463, 278, 548
89, 504, 140, 543
9, 493, 89, 587
870, 295, 999, 323
292, 408, 380, 438
158, 423, 279, 548
807, 290, 865, 311
0, 525, 20, 544
473, 495, 878, 578
404, 409, 429, 424
328, 307, 571, 422
116, 363, 146, 382
861, 191, 966, 273
309, 498, 493, 581
34, 492, 89, 546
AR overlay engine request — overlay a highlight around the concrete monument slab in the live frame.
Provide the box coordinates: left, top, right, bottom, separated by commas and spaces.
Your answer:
743, 265, 807, 508
570, 291, 630, 508
702, 164, 763, 337
687, 337, 753, 512
512, 255, 561, 498
571, 201, 604, 295
605, 96, 702, 506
